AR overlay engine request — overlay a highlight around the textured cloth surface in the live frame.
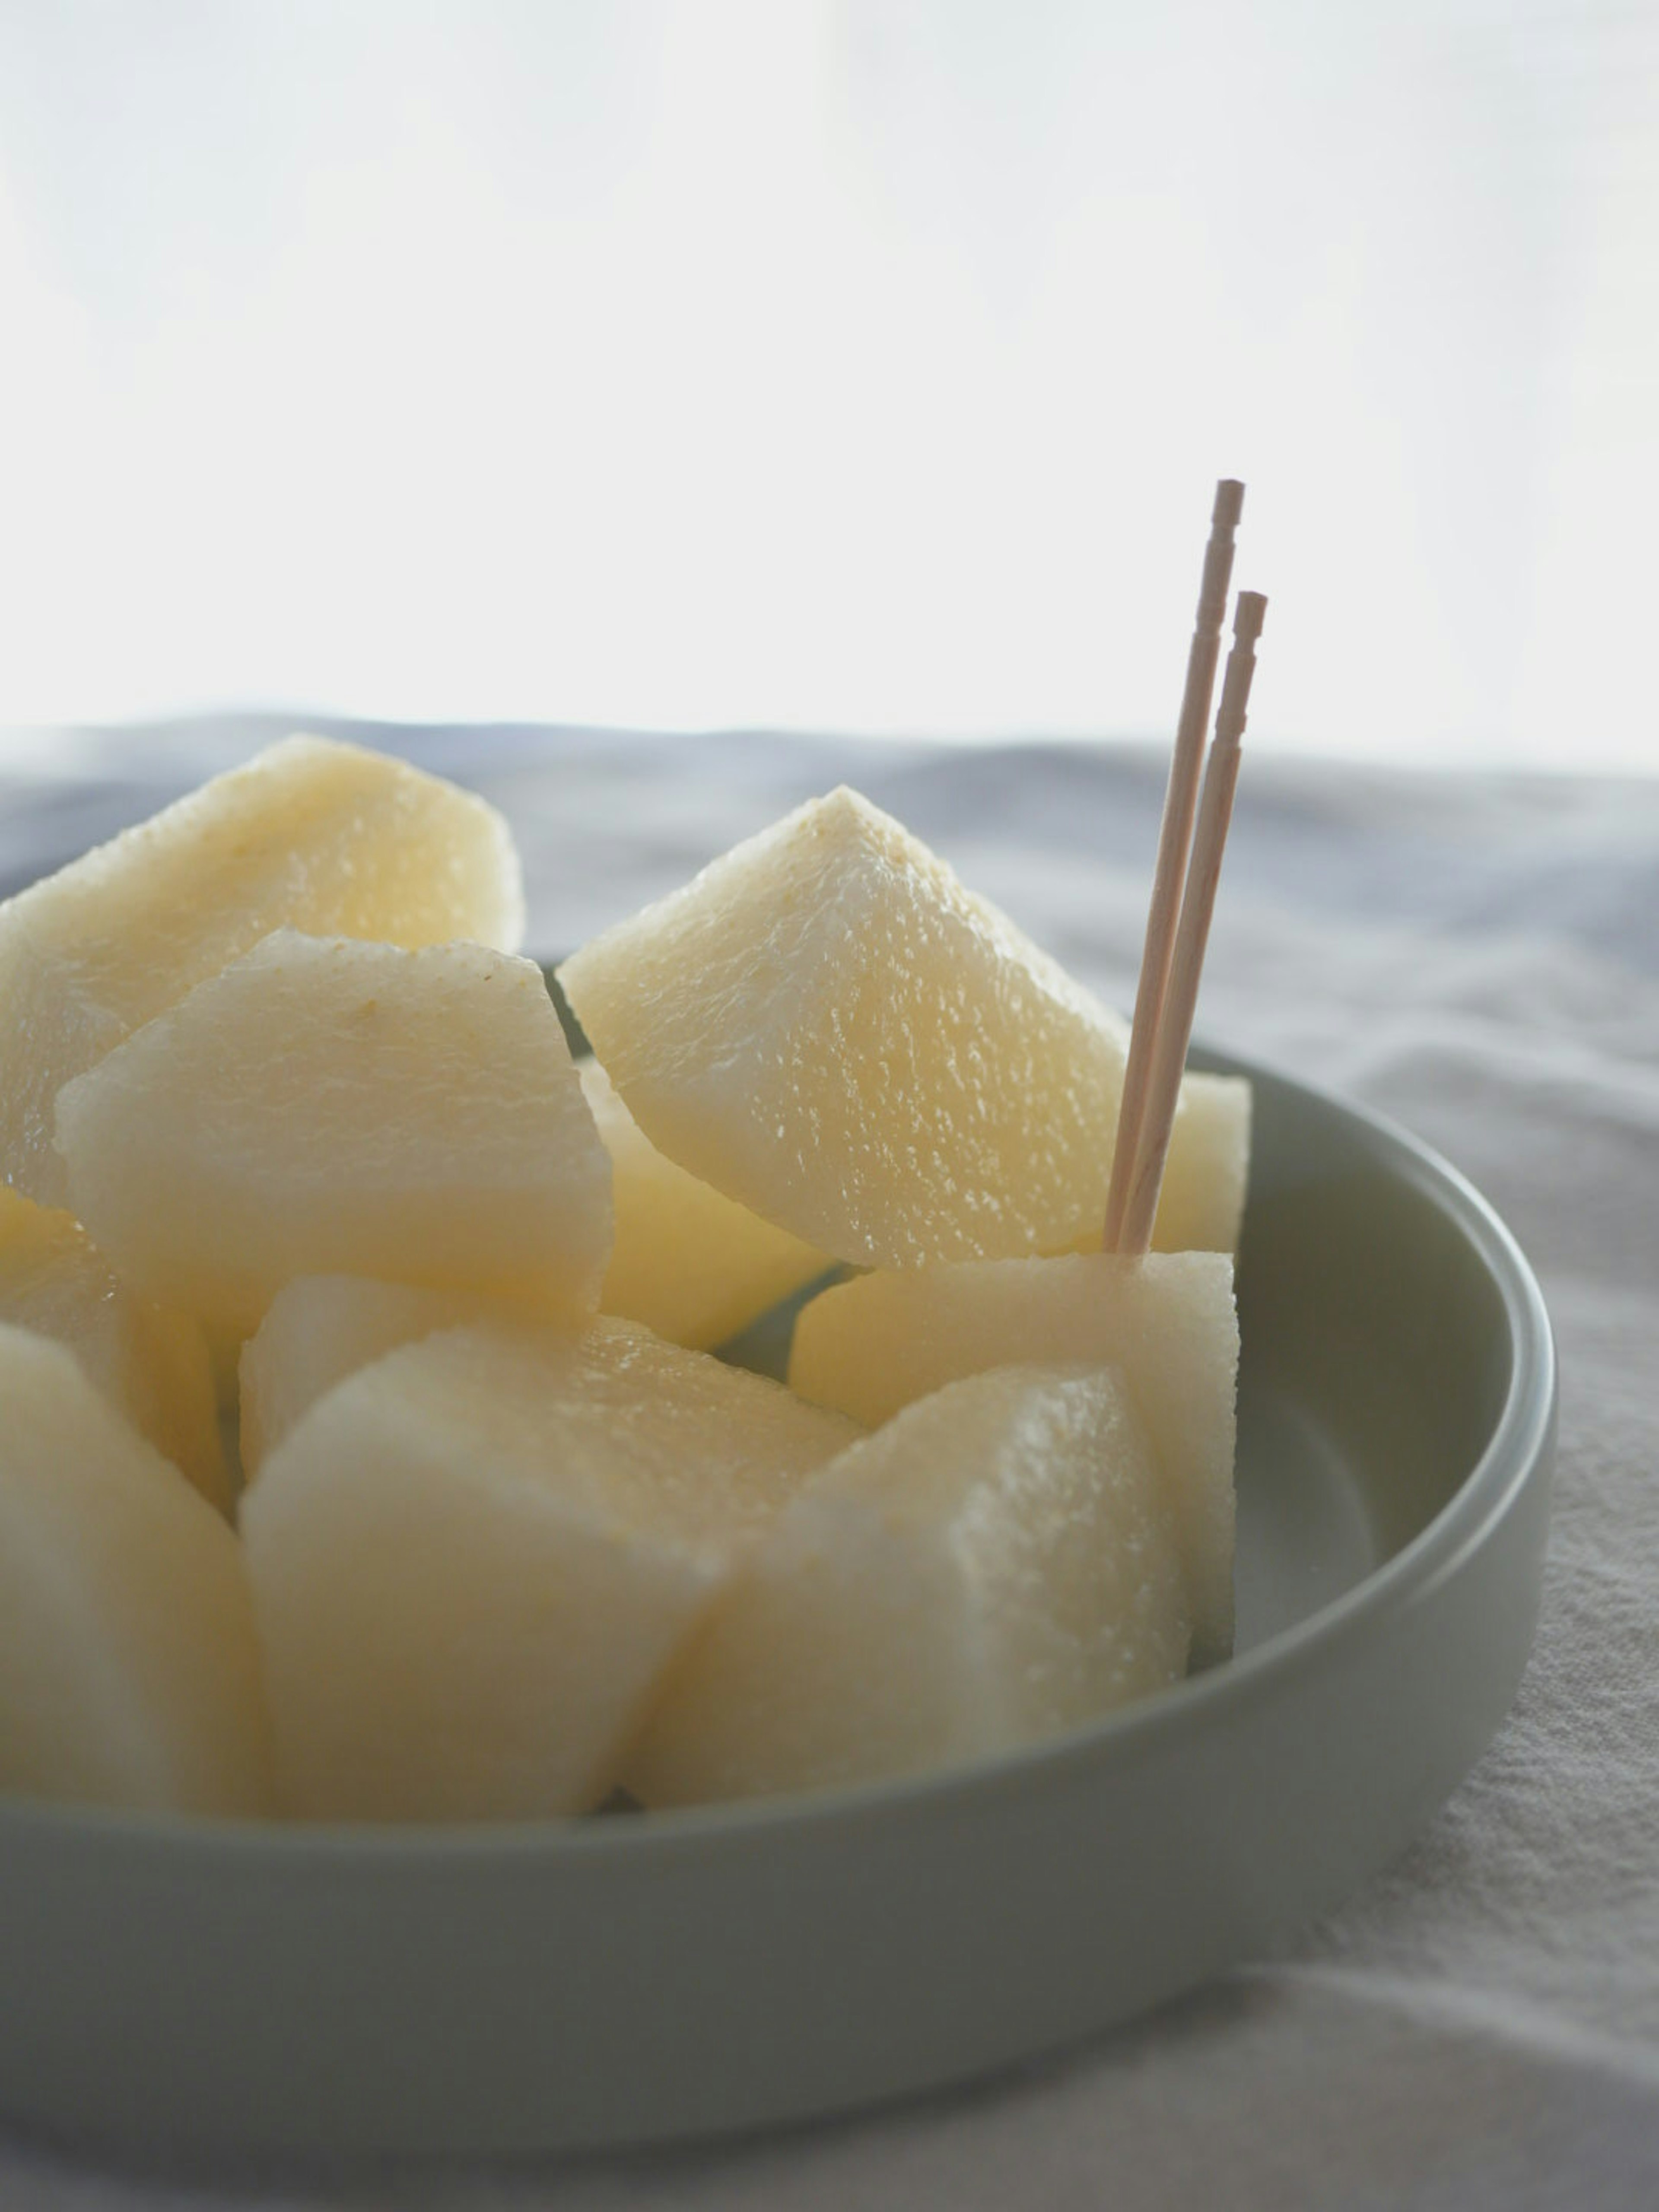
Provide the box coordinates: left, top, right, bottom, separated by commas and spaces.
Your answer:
3, 722, 1657, 2209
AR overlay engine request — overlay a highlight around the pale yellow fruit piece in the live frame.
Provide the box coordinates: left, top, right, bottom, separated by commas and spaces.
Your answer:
582, 1061, 830, 1351
0, 1325, 272, 1817
559, 787, 1133, 1269
0, 735, 524, 1208
56, 933, 611, 1344
0, 1186, 229, 1513
1044, 1070, 1251, 1258
239, 1274, 513, 1480
1145, 1072, 1251, 1257
226, 1069, 1230, 1422
628, 1364, 1191, 1808
789, 1251, 1237, 1664
242, 1316, 862, 1822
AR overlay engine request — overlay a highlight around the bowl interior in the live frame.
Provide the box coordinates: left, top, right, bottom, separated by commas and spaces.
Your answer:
721, 1043, 1519, 1672
1229, 1053, 1515, 1654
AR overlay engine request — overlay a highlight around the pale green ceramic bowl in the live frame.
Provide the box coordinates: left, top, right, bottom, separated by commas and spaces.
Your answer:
0, 1049, 1555, 2158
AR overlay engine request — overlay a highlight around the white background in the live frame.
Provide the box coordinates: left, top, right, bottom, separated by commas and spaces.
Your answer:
0, 0, 1653, 770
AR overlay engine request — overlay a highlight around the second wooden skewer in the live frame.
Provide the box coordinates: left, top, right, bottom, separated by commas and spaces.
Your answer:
1102, 479, 1244, 1252
1115, 588, 1268, 1258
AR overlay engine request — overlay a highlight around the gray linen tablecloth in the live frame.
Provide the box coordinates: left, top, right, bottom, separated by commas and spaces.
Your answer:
2, 722, 1657, 2209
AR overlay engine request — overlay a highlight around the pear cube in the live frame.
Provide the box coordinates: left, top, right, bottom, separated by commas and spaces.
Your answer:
559, 787, 1134, 1268
627, 1364, 1191, 1808
1141, 1071, 1250, 1258
582, 1061, 830, 1351
1047, 1071, 1251, 1258
0, 735, 524, 1206
241, 1274, 499, 1480
560, 789, 1251, 1270
0, 1186, 228, 1512
0, 1326, 271, 1816
55, 933, 612, 1342
241, 1317, 861, 1821
789, 1251, 1238, 1664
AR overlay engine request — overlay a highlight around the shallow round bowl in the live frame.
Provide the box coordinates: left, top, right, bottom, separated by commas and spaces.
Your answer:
0, 1049, 1556, 2158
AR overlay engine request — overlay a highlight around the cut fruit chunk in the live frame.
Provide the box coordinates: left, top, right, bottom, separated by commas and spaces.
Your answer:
234, 1069, 1242, 1462
1141, 1071, 1251, 1258
0, 1325, 271, 1817
582, 1061, 830, 1351
0, 735, 524, 1207
1042, 1070, 1251, 1259
627, 1364, 1190, 1808
56, 933, 612, 1343
242, 1317, 862, 1821
0, 1188, 228, 1513
241, 1275, 498, 1480
789, 1251, 1237, 1664
559, 787, 1133, 1269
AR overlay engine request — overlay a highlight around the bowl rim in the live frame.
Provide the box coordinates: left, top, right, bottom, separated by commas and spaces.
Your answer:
0, 1044, 1556, 1866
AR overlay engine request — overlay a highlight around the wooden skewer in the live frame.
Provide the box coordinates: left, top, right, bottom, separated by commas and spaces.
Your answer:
1116, 588, 1267, 1258
1102, 479, 1245, 1252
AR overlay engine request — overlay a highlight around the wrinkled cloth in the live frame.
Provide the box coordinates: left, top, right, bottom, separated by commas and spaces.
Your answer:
3, 721, 1658, 2211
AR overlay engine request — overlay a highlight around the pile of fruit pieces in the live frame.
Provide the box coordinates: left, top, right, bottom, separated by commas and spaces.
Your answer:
0, 737, 1245, 1826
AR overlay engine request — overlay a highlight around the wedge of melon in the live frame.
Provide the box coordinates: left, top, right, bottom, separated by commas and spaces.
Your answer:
0, 1187, 228, 1513
789, 1251, 1238, 1664
0, 735, 524, 1206
627, 1364, 1190, 1808
55, 932, 611, 1344
0, 1325, 271, 1816
582, 1061, 830, 1351
241, 1317, 861, 1821
559, 787, 1133, 1268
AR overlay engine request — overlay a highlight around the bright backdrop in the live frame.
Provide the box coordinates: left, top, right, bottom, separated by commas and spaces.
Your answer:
0, 1, 1653, 769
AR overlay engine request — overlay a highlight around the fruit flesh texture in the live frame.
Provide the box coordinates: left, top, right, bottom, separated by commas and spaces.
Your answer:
1021, 1070, 1250, 1259
0, 735, 525, 1209
561, 788, 1251, 1269
241, 1317, 862, 1822
240, 1275, 503, 1479
1135, 1072, 1250, 1258
789, 1251, 1238, 1666
581, 1061, 830, 1350
55, 932, 613, 1343
0, 1325, 272, 1817
238, 1079, 832, 1471
559, 787, 1135, 1270
0, 1187, 228, 1513
626, 1364, 1191, 1808
232, 1066, 1244, 1450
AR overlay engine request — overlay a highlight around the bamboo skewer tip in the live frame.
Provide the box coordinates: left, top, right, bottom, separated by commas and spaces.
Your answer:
1232, 588, 1268, 648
